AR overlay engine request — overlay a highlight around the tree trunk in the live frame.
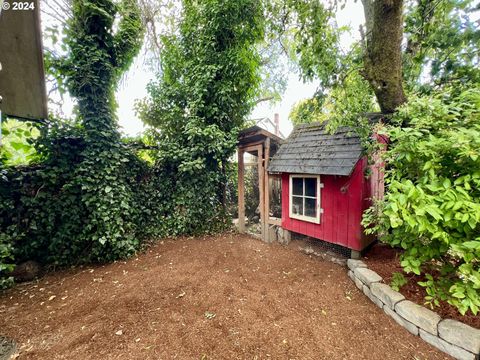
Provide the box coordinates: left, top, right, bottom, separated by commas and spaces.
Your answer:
362, 0, 407, 115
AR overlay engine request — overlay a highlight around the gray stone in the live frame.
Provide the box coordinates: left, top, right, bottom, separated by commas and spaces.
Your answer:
350, 250, 361, 260
438, 319, 480, 354
353, 267, 382, 286
395, 300, 441, 335
419, 329, 476, 360
348, 270, 355, 281
0, 336, 16, 360
277, 228, 291, 245
268, 226, 278, 244
363, 284, 383, 309
383, 305, 419, 336
347, 259, 367, 270
370, 282, 405, 310
354, 276, 363, 290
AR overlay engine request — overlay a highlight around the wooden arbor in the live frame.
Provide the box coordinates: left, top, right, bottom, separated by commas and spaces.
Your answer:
237, 126, 283, 242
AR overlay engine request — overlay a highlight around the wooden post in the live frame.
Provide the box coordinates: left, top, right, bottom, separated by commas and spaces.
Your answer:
263, 138, 271, 242
237, 148, 245, 233
257, 145, 265, 241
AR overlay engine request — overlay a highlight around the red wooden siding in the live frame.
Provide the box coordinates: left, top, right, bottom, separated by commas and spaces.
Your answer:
281, 157, 381, 251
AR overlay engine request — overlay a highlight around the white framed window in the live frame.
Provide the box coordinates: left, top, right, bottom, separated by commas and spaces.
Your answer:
289, 174, 323, 224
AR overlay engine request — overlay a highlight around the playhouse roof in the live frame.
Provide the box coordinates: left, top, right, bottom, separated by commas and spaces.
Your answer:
267, 122, 364, 176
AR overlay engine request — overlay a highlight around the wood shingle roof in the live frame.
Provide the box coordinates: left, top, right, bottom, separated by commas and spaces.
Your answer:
267, 122, 364, 176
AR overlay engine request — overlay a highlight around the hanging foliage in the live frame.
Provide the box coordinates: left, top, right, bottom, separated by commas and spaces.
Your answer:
137, 0, 265, 234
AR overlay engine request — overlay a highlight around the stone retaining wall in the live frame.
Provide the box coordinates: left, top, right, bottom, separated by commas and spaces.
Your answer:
347, 259, 480, 360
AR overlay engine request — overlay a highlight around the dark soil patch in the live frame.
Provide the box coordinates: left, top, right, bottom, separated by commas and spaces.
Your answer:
364, 243, 479, 329
1, 233, 449, 359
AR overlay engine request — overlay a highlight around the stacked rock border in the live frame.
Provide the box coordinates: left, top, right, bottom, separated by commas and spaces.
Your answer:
347, 259, 480, 360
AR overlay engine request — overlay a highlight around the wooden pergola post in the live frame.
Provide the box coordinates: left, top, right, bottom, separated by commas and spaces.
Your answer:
237, 126, 283, 241
257, 145, 265, 240
263, 138, 271, 242
237, 148, 245, 233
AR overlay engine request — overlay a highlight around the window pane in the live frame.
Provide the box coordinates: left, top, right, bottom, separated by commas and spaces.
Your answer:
305, 178, 317, 197
305, 198, 317, 218
292, 178, 303, 195
292, 196, 303, 215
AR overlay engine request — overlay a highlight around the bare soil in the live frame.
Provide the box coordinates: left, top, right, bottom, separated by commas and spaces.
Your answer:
1, 233, 449, 359
364, 243, 479, 329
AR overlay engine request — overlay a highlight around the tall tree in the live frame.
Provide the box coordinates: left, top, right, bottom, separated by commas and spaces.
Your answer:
137, 0, 264, 233
45, 0, 144, 259
361, 0, 407, 113
276, 0, 479, 122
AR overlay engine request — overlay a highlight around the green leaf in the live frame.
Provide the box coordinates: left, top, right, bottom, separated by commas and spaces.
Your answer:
463, 241, 480, 250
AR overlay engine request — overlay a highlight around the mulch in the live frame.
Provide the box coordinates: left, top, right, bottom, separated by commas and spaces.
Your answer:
0, 233, 450, 359
363, 243, 479, 329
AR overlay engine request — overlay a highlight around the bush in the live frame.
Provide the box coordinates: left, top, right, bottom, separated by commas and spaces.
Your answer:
363, 85, 480, 315
0, 120, 229, 287
0, 123, 146, 266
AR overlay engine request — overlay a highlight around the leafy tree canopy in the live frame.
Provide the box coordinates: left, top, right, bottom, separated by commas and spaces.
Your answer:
282, 0, 479, 125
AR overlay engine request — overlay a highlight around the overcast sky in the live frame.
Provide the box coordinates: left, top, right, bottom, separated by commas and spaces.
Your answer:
117, 1, 365, 137
47, 1, 366, 138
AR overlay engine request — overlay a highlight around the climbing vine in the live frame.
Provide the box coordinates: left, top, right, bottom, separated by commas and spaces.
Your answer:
0, 0, 265, 287
137, 0, 265, 233
0, 0, 145, 271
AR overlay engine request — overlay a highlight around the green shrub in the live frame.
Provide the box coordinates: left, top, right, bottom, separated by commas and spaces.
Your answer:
0, 123, 144, 265
0, 169, 15, 289
363, 85, 480, 315
390, 272, 408, 291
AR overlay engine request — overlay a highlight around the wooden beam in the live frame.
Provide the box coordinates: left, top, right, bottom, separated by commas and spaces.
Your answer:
239, 143, 263, 154
237, 149, 245, 233
257, 144, 265, 241
263, 138, 271, 242
268, 217, 282, 226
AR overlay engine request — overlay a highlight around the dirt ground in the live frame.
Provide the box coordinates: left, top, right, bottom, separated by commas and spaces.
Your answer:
364, 243, 480, 329
0, 233, 449, 360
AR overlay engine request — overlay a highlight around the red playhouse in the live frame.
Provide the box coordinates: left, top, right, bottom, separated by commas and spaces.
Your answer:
267, 121, 385, 258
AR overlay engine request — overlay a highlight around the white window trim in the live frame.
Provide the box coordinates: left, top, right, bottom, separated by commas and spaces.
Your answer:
289, 174, 323, 224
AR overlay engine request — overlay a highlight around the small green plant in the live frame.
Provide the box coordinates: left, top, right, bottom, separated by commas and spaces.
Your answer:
0, 119, 39, 166
390, 272, 408, 291
0, 233, 14, 289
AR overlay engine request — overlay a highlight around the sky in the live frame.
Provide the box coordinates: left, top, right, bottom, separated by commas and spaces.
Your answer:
45, 1, 366, 138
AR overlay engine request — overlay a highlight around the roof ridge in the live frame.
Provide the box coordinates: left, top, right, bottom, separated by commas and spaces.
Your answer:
268, 121, 364, 176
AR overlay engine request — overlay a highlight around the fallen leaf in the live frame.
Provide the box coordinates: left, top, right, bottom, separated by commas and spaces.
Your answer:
204, 311, 216, 320
48, 295, 56, 301
176, 291, 186, 299
115, 330, 123, 336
